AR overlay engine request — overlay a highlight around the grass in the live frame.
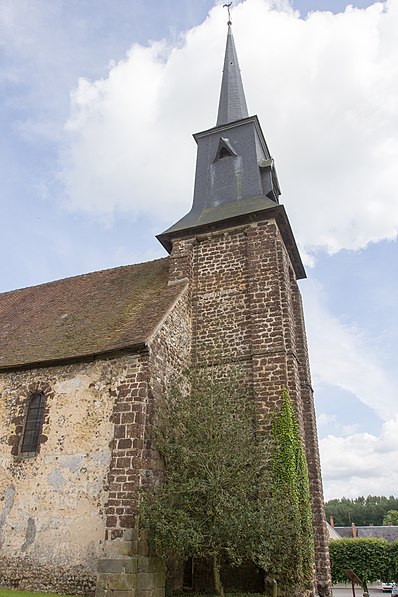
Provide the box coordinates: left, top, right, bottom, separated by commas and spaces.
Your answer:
0, 592, 82, 597
174, 594, 264, 597
0, 592, 263, 597
0, 593, 263, 597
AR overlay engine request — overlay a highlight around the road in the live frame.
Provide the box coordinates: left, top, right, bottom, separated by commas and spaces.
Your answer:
333, 587, 386, 597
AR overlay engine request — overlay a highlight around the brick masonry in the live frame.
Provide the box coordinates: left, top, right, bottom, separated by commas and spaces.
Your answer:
168, 217, 332, 596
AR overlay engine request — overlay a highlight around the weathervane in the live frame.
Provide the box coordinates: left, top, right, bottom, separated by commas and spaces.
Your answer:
223, 2, 232, 25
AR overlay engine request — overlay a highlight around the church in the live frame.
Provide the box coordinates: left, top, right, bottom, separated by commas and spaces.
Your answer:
0, 20, 331, 597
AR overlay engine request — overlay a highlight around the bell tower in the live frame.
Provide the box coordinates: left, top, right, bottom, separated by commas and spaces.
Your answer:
158, 18, 332, 597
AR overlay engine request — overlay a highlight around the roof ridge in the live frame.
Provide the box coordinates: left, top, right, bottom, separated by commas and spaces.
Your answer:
0, 257, 169, 296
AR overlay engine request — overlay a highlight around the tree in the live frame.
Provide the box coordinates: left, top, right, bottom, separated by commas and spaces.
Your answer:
140, 365, 268, 597
259, 388, 315, 592
325, 496, 398, 526
383, 510, 398, 526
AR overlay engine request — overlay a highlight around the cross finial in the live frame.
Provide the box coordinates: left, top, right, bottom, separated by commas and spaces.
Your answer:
223, 2, 232, 25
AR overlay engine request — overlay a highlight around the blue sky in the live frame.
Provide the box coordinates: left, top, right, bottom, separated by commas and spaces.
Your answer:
1, 0, 397, 499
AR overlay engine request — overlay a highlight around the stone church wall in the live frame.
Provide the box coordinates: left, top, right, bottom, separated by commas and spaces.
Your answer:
0, 355, 142, 594
0, 283, 190, 597
98, 287, 190, 549
168, 219, 332, 594
95, 286, 190, 597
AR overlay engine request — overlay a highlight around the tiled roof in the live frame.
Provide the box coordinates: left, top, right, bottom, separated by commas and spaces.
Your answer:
0, 257, 184, 371
335, 526, 398, 542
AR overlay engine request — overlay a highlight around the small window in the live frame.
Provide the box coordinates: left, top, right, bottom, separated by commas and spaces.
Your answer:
20, 393, 46, 456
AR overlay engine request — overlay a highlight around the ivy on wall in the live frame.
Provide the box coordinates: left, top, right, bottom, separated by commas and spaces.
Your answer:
141, 377, 316, 594
259, 388, 315, 591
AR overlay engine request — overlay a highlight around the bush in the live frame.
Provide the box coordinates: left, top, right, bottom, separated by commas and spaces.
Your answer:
387, 541, 398, 581
329, 538, 390, 583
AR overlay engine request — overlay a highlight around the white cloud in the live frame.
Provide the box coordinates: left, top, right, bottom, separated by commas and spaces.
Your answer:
317, 413, 360, 437
320, 415, 398, 499
318, 413, 337, 427
303, 280, 398, 421
59, 0, 398, 252
59, 16, 222, 221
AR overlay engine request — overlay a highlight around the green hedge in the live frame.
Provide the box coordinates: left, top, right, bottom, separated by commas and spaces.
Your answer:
389, 542, 398, 580
329, 538, 398, 583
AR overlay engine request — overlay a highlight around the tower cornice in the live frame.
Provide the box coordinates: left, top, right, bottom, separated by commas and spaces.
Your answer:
194, 114, 266, 148
157, 203, 306, 280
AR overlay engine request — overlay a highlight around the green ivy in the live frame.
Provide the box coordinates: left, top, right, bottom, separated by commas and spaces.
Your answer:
260, 388, 314, 591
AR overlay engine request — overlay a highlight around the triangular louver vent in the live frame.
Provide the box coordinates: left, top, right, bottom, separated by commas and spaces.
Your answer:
214, 137, 237, 162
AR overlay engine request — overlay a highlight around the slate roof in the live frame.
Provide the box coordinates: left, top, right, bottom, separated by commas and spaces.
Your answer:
0, 257, 184, 371
335, 526, 398, 542
334, 527, 354, 538
158, 25, 305, 281
216, 23, 249, 126
160, 194, 278, 236
327, 523, 342, 540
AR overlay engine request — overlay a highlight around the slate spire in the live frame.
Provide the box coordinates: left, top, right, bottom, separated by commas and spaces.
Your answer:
216, 22, 249, 126
157, 15, 305, 278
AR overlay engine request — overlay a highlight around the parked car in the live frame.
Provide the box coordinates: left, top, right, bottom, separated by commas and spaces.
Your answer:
391, 585, 398, 597
383, 583, 394, 592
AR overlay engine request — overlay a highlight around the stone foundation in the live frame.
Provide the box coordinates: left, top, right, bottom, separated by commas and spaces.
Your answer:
96, 531, 165, 597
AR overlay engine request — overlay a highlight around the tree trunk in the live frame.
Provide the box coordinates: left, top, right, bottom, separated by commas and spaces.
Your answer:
213, 553, 224, 597
272, 578, 278, 597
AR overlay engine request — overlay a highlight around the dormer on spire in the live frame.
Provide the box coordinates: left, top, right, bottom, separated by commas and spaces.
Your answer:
216, 21, 249, 125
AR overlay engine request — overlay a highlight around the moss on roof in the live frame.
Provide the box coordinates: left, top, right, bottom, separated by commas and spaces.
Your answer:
0, 257, 184, 371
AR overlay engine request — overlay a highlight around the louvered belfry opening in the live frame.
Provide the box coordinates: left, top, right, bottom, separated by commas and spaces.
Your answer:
21, 392, 46, 455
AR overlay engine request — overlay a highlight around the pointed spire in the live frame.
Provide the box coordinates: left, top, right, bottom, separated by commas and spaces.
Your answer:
216, 22, 249, 126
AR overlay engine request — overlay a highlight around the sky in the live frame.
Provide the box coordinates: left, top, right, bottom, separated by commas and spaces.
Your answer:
1, 0, 397, 501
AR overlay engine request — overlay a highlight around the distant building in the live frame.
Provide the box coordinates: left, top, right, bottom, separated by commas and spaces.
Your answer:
336, 525, 398, 542
327, 523, 342, 540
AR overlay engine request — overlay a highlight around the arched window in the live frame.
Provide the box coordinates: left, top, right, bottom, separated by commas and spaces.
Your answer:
20, 393, 46, 456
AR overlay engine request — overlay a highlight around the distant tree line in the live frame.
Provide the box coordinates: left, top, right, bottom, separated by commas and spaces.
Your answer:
325, 496, 398, 526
